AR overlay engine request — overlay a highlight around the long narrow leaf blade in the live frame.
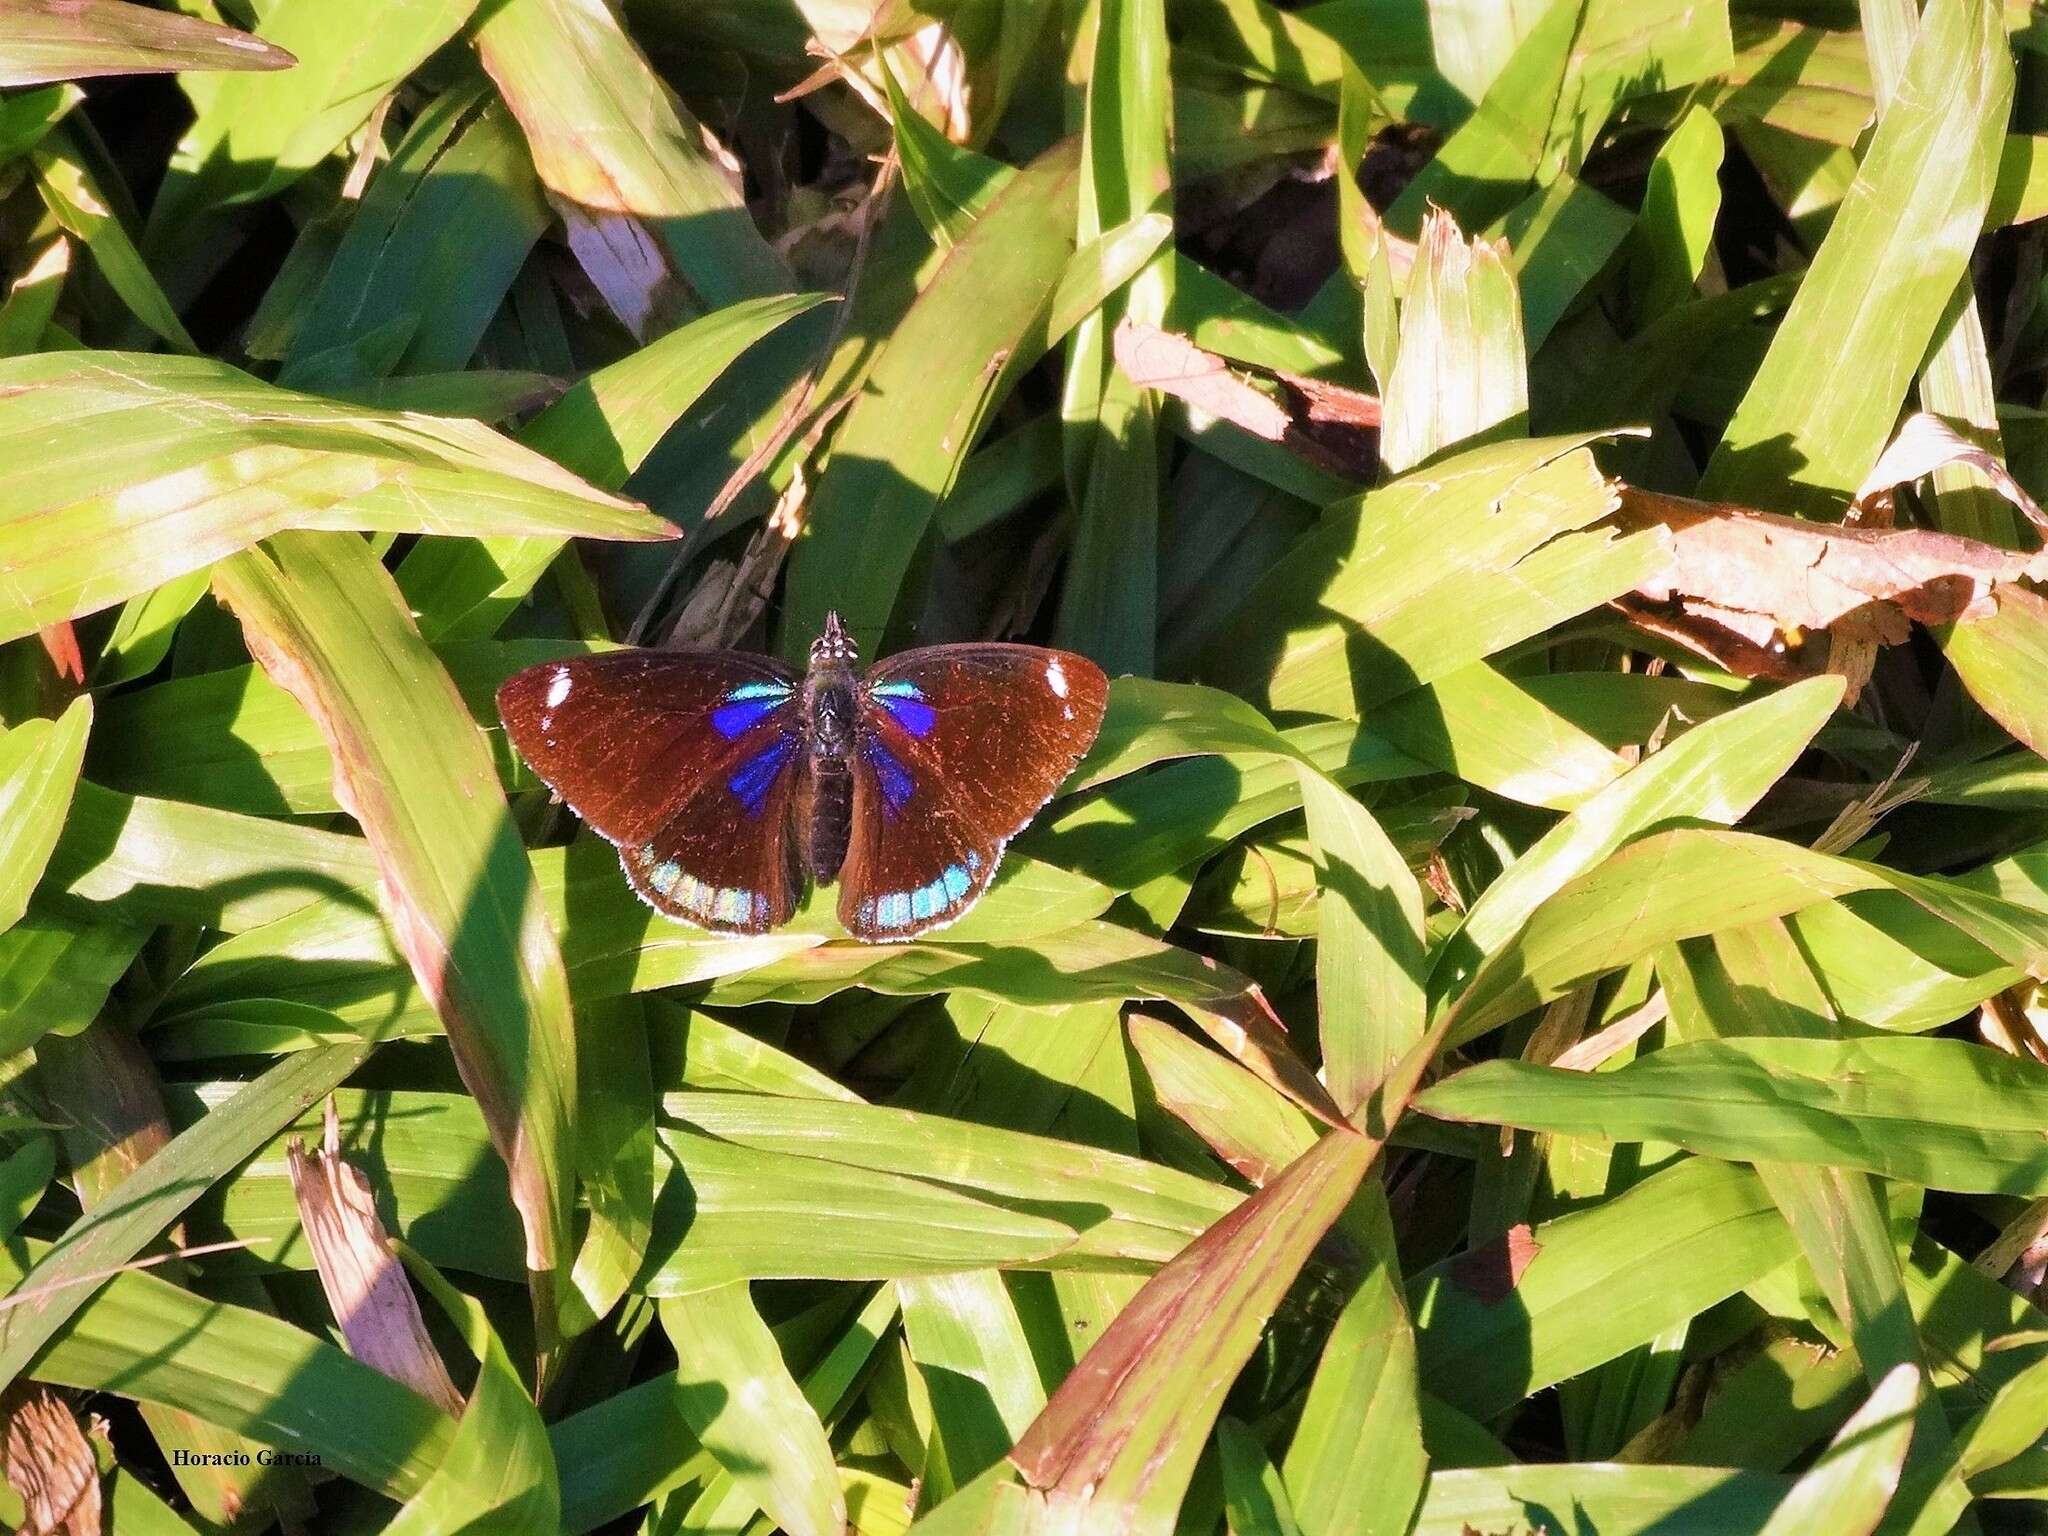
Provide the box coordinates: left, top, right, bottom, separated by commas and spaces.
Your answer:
210, 532, 578, 1347
0, 352, 670, 643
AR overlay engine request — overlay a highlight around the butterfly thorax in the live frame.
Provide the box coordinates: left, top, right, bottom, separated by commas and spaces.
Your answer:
801, 614, 861, 881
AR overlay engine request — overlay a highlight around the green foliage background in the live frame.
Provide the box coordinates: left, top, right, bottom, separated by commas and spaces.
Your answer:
5, 0, 2048, 1532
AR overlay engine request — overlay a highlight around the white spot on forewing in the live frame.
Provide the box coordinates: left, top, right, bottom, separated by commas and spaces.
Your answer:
1046, 658, 1069, 698
545, 668, 572, 709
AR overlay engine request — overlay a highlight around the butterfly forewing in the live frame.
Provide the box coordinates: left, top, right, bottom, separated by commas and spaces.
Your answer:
497, 650, 806, 933
839, 644, 1108, 941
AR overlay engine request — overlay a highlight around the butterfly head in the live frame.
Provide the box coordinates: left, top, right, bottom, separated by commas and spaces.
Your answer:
810, 611, 860, 667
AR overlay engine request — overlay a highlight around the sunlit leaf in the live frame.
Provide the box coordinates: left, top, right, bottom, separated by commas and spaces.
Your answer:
0, 696, 89, 935
211, 533, 579, 1344
0, 0, 291, 86
0, 352, 669, 644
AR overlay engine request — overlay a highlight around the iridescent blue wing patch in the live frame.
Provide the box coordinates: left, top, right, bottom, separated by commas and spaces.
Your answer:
711, 678, 796, 739
869, 678, 936, 737
729, 734, 798, 816
862, 737, 916, 816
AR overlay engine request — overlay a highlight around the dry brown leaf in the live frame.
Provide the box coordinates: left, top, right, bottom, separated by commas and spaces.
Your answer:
1449, 1223, 1541, 1306
1609, 592, 1823, 681
1615, 413, 2048, 682
550, 200, 691, 344
899, 22, 971, 144
1622, 485, 2048, 639
1854, 412, 2048, 534
2, 1386, 100, 1536
1551, 994, 1670, 1073
1280, 367, 1387, 431
1973, 1181, 2048, 1297
287, 1100, 465, 1417
1423, 849, 1465, 913
1113, 321, 1293, 439
1979, 983, 2048, 1067
34, 624, 82, 685
1112, 319, 1379, 478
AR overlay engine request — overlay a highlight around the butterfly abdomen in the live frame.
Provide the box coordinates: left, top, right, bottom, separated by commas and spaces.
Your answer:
801, 661, 859, 883
807, 757, 853, 882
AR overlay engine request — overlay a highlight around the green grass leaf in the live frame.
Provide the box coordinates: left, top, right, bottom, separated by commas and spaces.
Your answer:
396, 286, 821, 637
1758, 1362, 1919, 1535
0, 351, 670, 644
0, 913, 145, 1058
1370, 661, 1628, 810
390, 1249, 561, 1533
784, 142, 1080, 656
1431, 674, 1844, 999
1010, 1127, 1375, 1535
1204, 434, 1653, 716
474, 0, 788, 322
1698, 0, 2013, 513
1629, 105, 1727, 322
659, 1285, 843, 1536
1443, 827, 2048, 1046
6, 1239, 454, 1497
1299, 765, 1426, 1112
147, 0, 478, 289
1128, 1014, 1319, 1182
0, 1041, 372, 1392
1410, 1464, 1790, 1535
284, 81, 549, 383
900, 1272, 1047, 1493
1947, 586, 2048, 760
1282, 1253, 1427, 1536
1053, 0, 1174, 676
1418, 1036, 2048, 1196
0, 0, 290, 86
665, 1090, 1235, 1267
1411, 1157, 1796, 1419
0, 695, 89, 934
1379, 208, 1526, 473
30, 126, 197, 352
642, 1129, 1077, 1293
210, 533, 579, 1346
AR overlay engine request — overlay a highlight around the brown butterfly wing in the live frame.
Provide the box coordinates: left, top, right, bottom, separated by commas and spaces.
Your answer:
498, 648, 808, 932
838, 645, 1107, 941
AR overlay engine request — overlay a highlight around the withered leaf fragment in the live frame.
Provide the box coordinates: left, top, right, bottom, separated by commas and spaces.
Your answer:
288, 1101, 464, 1416
2, 1385, 100, 1536
1613, 413, 2048, 684
1450, 1222, 1542, 1307
1621, 486, 2048, 644
1113, 319, 1380, 478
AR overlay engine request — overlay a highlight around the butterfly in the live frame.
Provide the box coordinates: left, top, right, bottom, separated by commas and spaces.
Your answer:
497, 614, 1108, 942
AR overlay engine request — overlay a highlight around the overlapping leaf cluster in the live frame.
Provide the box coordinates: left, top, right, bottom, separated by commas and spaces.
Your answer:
4, 0, 2048, 1532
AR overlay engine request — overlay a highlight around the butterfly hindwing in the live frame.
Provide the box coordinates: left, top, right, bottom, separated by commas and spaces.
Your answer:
839, 644, 1108, 941
619, 745, 805, 932
497, 650, 805, 933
